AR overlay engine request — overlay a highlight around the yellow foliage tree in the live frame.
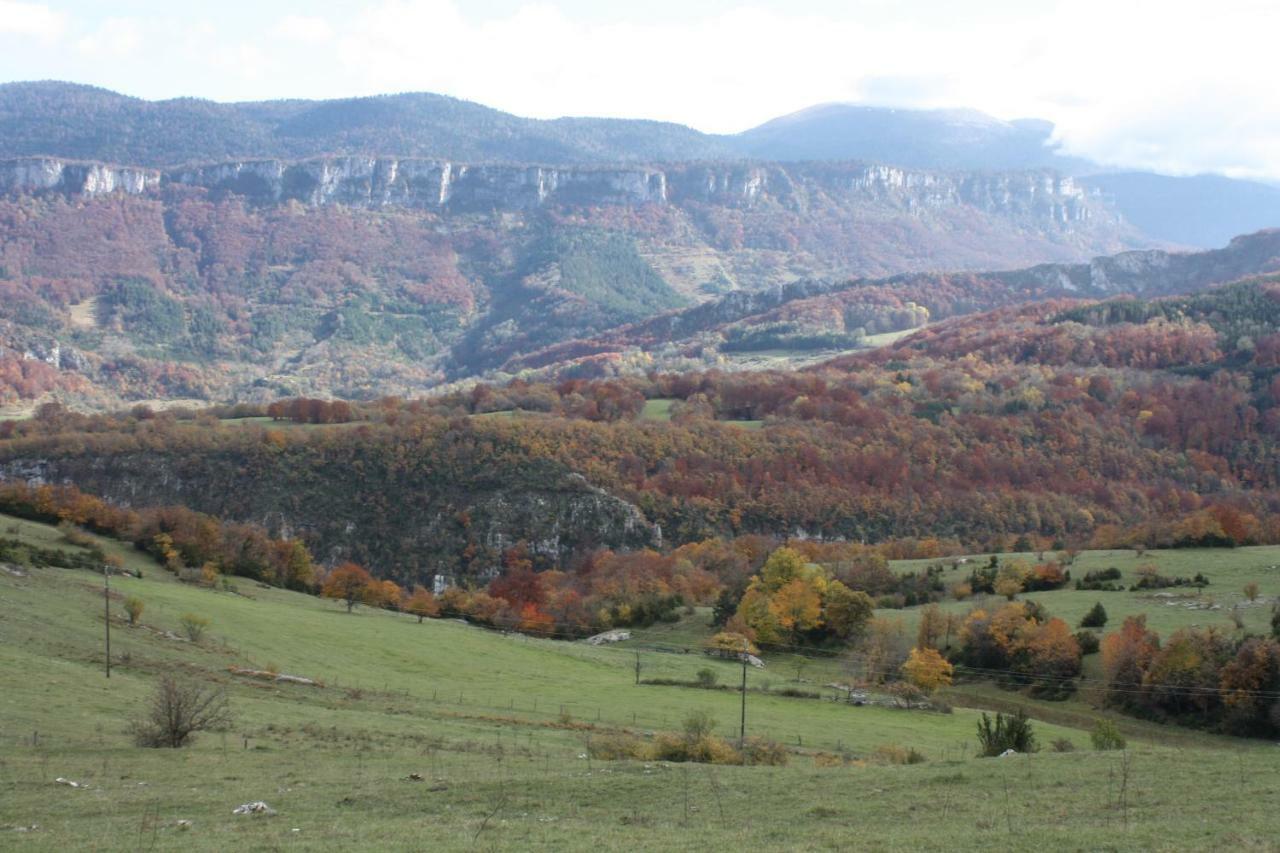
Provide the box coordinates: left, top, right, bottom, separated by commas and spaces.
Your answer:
769, 577, 823, 639
760, 547, 807, 593
705, 632, 759, 658
901, 647, 954, 693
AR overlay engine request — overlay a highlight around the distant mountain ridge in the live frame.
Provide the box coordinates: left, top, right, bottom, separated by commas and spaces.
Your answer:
730, 103, 1091, 172
3, 81, 1278, 248
0, 81, 735, 166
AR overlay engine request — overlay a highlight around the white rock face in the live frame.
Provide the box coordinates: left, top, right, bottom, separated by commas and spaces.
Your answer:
0, 155, 1104, 230
0, 158, 159, 197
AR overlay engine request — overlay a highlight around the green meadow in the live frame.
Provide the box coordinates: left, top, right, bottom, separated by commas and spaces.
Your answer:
2, 514, 1277, 850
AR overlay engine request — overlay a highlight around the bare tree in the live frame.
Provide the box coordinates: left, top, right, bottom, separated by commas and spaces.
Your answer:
130, 676, 231, 748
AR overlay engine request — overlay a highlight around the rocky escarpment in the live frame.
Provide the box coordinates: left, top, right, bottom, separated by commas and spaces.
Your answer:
1006, 228, 1280, 296
0, 447, 657, 585
0, 157, 159, 197
0, 155, 1102, 229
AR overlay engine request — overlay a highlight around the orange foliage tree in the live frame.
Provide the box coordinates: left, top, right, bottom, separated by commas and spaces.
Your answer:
322, 562, 376, 612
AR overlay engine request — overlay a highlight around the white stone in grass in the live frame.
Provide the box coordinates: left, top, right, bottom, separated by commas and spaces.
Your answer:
232, 801, 276, 816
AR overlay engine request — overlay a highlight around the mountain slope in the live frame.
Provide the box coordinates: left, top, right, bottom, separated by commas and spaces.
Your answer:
0, 81, 734, 166
0, 158, 1142, 408
506, 229, 1280, 376
729, 104, 1280, 249
728, 103, 1087, 171
1080, 172, 1280, 249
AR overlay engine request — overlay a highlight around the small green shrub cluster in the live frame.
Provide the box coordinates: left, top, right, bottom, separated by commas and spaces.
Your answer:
1074, 630, 1101, 655
1080, 602, 1108, 628
976, 710, 1038, 756
1090, 719, 1127, 751
1076, 569, 1124, 591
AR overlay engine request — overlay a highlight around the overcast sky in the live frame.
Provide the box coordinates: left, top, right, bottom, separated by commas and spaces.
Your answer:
1, 0, 1276, 180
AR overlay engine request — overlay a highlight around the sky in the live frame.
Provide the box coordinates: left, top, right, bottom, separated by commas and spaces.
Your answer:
1, 0, 1277, 180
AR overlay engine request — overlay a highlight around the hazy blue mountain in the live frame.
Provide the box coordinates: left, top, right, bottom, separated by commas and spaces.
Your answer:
1079, 172, 1280, 249
726, 103, 1091, 171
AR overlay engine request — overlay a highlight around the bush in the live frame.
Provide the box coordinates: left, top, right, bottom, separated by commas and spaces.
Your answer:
740, 737, 788, 766
1074, 630, 1100, 655
179, 613, 210, 642
976, 710, 1038, 756
587, 726, 787, 767
587, 732, 647, 761
1080, 602, 1108, 628
1090, 719, 1127, 751
873, 744, 927, 765
1051, 738, 1075, 752
130, 676, 231, 748
122, 596, 145, 626
682, 710, 716, 740
1076, 568, 1124, 591
695, 667, 718, 688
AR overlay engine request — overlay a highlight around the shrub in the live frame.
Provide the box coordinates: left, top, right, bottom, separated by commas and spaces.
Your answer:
1090, 719, 1127, 751
682, 710, 716, 740
1074, 630, 1100, 655
1243, 582, 1260, 602
976, 710, 1038, 756
695, 667, 718, 688
885, 681, 928, 708
588, 719, 785, 766
774, 686, 820, 699
129, 676, 231, 748
740, 737, 788, 766
1080, 602, 1108, 628
587, 733, 646, 761
122, 596, 145, 626
873, 744, 927, 765
179, 613, 210, 642
1051, 738, 1075, 752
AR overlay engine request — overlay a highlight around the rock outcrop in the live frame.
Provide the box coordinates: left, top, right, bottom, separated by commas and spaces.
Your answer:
0, 157, 159, 197
0, 155, 1100, 229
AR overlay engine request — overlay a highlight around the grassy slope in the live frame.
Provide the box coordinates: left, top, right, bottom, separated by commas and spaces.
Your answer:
889, 547, 1280, 638
1, 516, 1276, 850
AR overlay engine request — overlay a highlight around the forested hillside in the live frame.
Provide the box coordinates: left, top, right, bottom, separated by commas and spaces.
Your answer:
0, 166, 1148, 409
0, 81, 732, 166
504, 229, 1280, 376
6, 276, 1280, 583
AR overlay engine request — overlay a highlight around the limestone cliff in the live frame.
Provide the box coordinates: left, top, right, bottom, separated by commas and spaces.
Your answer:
0, 155, 1104, 231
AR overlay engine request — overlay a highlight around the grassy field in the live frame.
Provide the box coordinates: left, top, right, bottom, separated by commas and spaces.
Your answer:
641, 398, 763, 429
640, 399, 676, 421
2, 517, 1277, 850
888, 547, 1280, 638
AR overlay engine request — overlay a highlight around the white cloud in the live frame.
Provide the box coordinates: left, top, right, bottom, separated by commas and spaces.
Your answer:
273, 15, 334, 45
75, 18, 143, 58
0, 1, 65, 39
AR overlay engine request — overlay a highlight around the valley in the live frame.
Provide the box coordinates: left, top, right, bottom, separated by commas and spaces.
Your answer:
2, 36, 1280, 849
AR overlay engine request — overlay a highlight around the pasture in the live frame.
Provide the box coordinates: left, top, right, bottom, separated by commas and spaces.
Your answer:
1, 515, 1277, 850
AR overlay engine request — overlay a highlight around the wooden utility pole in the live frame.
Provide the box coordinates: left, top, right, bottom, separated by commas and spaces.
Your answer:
635, 650, 641, 685
739, 639, 748, 746
103, 565, 111, 679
